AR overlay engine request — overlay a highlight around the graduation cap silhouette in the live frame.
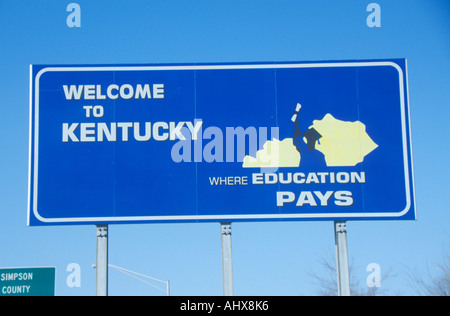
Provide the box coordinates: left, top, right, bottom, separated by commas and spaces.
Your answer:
303, 128, 322, 152
292, 102, 322, 153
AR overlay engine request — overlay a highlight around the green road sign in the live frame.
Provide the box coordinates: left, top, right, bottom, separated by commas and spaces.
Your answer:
0, 267, 56, 296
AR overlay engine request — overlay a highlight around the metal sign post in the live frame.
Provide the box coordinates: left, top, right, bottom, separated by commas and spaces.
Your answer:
96, 225, 109, 296
221, 222, 234, 296
334, 221, 351, 296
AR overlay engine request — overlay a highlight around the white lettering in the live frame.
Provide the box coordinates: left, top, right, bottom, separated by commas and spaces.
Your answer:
153, 84, 165, 99
251, 172, 365, 185
63, 85, 83, 100
135, 84, 152, 99
351, 172, 366, 183
64, 84, 165, 100
265, 173, 278, 184
62, 121, 202, 143
117, 122, 133, 141
314, 191, 334, 206
170, 122, 186, 141
296, 191, 317, 207
83, 105, 103, 118
185, 120, 203, 141
276, 191, 354, 207
63, 123, 80, 142
153, 122, 169, 141
336, 172, 350, 183
97, 123, 117, 142
293, 173, 306, 184
80, 123, 96, 142
93, 106, 104, 118
96, 85, 106, 100
84, 85, 96, 100
306, 173, 320, 184
1, 285, 31, 295
134, 122, 151, 141
107, 85, 119, 99
335, 191, 354, 206
120, 84, 134, 100
83, 105, 93, 117
277, 191, 296, 207
252, 173, 264, 185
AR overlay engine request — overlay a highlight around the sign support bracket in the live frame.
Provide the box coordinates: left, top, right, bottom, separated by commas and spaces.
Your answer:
221, 222, 234, 296
334, 221, 351, 296
96, 224, 109, 296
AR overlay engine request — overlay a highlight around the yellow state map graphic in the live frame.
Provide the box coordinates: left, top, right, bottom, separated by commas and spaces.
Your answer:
310, 114, 378, 167
242, 113, 378, 168
242, 138, 301, 168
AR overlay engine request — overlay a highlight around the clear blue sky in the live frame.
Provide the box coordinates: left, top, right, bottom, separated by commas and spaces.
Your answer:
0, 0, 449, 296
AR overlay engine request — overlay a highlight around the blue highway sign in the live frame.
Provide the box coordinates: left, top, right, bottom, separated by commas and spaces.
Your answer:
28, 60, 416, 225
